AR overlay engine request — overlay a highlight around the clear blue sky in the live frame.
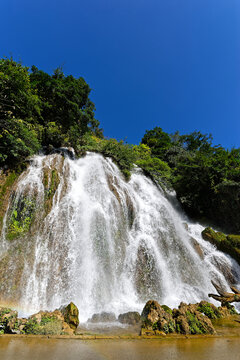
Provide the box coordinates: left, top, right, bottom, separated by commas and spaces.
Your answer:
1, 0, 240, 148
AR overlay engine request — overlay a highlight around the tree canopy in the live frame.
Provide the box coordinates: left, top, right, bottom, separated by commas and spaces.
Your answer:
141, 126, 240, 234
0, 57, 102, 166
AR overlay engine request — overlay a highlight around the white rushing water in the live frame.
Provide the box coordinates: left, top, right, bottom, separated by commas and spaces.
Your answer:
1, 152, 240, 321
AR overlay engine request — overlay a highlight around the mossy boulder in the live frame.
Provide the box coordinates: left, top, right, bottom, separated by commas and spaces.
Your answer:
140, 300, 216, 335
0, 307, 18, 334
202, 227, 240, 265
173, 302, 215, 334
0, 303, 79, 335
118, 311, 141, 325
197, 301, 222, 319
60, 302, 79, 331
141, 300, 176, 334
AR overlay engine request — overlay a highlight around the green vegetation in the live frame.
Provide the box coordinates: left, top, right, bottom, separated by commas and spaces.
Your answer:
202, 227, 240, 264
1, 57, 240, 233
141, 128, 240, 234
7, 196, 36, 240
161, 305, 173, 315
0, 57, 102, 168
185, 311, 205, 334
23, 316, 62, 335
197, 302, 221, 319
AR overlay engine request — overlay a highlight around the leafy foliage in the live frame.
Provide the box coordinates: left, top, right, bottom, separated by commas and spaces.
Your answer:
141, 127, 172, 158
0, 117, 41, 166
77, 134, 137, 180
0, 57, 102, 167
141, 127, 240, 233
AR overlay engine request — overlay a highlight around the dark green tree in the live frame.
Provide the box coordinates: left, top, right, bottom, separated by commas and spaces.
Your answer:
141, 127, 172, 159
0, 58, 41, 122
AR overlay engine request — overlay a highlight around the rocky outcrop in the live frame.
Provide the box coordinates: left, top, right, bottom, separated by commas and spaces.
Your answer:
202, 227, 240, 265
118, 311, 141, 325
140, 299, 237, 335
0, 302, 79, 335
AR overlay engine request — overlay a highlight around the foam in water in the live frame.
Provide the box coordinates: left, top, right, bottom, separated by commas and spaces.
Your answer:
0, 152, 240, 321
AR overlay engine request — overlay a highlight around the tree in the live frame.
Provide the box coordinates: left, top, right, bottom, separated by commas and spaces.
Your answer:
141, 127, 172, 159
30, 66, 101, 145
0, 58, 41, 122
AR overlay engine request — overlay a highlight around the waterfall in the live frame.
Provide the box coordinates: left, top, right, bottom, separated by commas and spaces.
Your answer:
0, 152, 240, 321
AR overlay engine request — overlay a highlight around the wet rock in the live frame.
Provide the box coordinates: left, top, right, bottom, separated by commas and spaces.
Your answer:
135, 248, 160, 301
175, 315, 190, 334
118, 311, 141, 325
60, 302, 79, 331
141, 300, 175, 333
190, 237, 204, 260
197, 301, 222, 319
202, 227, 240, 265
0, 307, 18, 334
140, 300, 216, 335
88, 312, 116, 323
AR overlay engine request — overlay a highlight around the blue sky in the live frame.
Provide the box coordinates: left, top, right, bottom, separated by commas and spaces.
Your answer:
1, 0, 239, 148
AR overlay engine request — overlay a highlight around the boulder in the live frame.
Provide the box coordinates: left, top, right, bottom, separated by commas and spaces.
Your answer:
60, 302, 79, 331
140, 300, 216, 335
0, 307, 18, 334
88, 312, 116, 323
141, 300, 175, 334
118, 311, 141, 325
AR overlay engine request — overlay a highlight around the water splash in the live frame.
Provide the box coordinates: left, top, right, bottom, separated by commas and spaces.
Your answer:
0, 152, 239, 321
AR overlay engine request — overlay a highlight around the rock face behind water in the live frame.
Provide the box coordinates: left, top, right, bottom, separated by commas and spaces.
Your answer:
140, 300, 229, 335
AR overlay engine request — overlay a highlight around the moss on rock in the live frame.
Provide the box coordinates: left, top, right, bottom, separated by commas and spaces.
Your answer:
197, 301, 221, 319
43, 168, 60, 214
0, 303, 79, 335
0, 170, 18, 233
60, 302, 79, 331
6, 195, 36, 240
202, 227, 240, 265
141, 300, 217, 335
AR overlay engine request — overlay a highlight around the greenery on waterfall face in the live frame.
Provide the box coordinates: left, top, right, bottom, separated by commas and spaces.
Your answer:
0, 57, 240, 233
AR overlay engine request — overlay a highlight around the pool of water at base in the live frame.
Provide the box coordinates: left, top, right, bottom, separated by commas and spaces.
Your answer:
1, 337, 240, 360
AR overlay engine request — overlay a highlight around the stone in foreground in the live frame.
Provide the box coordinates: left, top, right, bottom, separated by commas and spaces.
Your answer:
0, 302, 79, 335
140, 300, 236, 335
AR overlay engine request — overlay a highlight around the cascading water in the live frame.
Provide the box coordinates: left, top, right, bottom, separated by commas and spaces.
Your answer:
0, 152, 240, 321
